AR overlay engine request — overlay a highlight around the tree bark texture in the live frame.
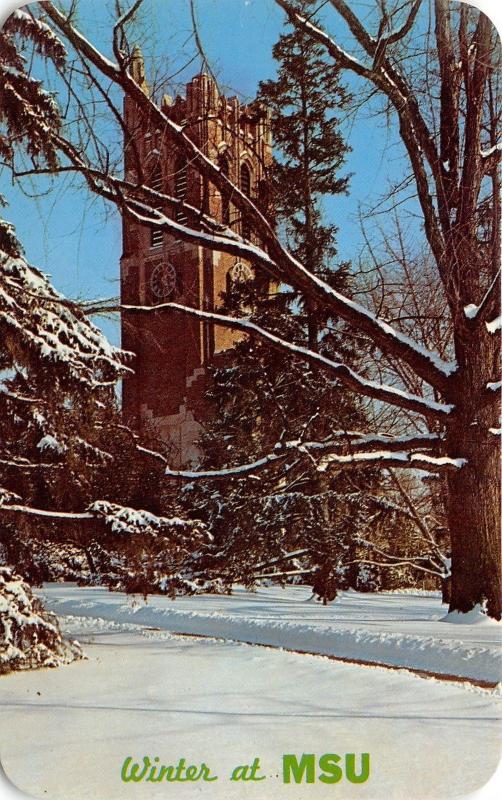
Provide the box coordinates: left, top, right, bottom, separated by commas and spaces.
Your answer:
446, 324, 501, 619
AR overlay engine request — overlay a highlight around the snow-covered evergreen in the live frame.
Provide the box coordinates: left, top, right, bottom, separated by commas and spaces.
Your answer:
0, 565, 81, 674
0, 6, 65, 256
0, 243, 217, 665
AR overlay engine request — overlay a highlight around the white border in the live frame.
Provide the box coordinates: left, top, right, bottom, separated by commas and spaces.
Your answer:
0, 0, 500, 798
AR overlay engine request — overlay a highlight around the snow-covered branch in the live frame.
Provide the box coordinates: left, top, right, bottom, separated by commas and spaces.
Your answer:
303, 431, 443, 454
315, 451, 464, 473
355, 558, 441, 577
0, 500, 210, 543
165, 452, 287, 480
123, 301, 454, 419
0, 387, 46, 405
0, 252, 129, 388
165, 432, 458, 481
253, 549, 309, 572
0, 504, 92, 521
253, 568, 315, 580
0, 457, 62, 471
480, 141, 502, 174
88, 501, 209, 541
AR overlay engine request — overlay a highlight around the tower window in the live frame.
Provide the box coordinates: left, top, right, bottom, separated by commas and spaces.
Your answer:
218, 154, 230, 226
241, 163, 251, 196
240, 162, 251, 239
150, 165, 163, 192
150, 208, 163, 248
175, 158, 188, 225
149, 165, 163, 248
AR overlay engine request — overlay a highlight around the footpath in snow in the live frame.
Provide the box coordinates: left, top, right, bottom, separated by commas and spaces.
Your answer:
0, 612, 501, 800
39, 583, 502, 684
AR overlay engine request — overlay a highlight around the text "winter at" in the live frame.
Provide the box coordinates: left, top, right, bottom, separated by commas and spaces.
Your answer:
120, 753, 370, 784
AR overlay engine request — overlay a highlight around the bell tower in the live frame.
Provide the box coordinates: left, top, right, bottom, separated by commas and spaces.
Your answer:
120, 55, 272, 466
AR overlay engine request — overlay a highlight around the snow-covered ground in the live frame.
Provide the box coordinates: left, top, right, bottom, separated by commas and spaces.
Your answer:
0, 585, 501, 799
40, 583, 502, 682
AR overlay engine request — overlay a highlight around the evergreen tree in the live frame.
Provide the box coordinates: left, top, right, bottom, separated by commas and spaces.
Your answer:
258, 0, 351, 350
0, 11, 213, 672
0, 7, 65, 256
183, 297, 383, 600
182, 5, 380, 600
0, 244, 215, 606
0, 5, 82, 673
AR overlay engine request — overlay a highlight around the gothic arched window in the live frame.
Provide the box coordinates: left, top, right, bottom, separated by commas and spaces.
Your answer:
218, 154, 230, 226
240, 162, 252, 240
150, 164, 163, 192
174, 157, 188, 225
149, 164, 163, 248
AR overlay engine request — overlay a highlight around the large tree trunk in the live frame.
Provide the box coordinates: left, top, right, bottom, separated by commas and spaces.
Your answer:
446, 325, 501, 619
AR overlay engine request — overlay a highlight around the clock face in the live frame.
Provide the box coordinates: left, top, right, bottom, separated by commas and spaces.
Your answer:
229, 261, 253, 284
149, 261, 177, 302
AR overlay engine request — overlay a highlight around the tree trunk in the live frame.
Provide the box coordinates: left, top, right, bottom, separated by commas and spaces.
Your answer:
441, 574, 451, 604
446, 326, 501, 619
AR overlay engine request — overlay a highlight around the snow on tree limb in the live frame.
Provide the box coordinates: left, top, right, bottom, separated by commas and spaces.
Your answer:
165, 453, 287, 480
0, 504, 93, 520
299, 432, 443, 455
316, 451, 465, 473
0, 566, 82, 674
88, 501, 210, 541
9, 8, 67, 63
165, 433, 456, 481
480, 142, 502, 159
469, 269, 501, 326
0, 387, 46, 404
486, 316, 502, 334
355, 558, 441, 577
0, 500, 210, 542
114, 426, 441, 481
119, 199, 279, 276
0, 487, 21, 506
0, 457, 62, 471
123, 300, 453, 419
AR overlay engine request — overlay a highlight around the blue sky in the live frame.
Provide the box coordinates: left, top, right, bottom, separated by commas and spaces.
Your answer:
1, 0, 500, 345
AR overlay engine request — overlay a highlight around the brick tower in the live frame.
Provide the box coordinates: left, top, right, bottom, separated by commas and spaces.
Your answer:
120, 52, 272, 466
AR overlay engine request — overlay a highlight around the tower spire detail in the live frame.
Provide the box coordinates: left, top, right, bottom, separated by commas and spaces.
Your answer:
130, 45, 148, 93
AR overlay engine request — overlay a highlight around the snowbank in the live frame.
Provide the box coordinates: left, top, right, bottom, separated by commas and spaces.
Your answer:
39, 584, 502, 684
